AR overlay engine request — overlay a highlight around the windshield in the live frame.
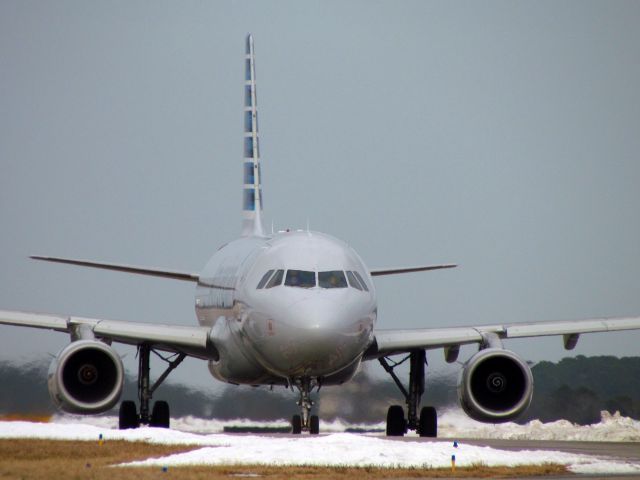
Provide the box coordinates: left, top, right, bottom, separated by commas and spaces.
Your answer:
265, 269, 284, 288
260, 269, 365, 290
353, 271, 369, 292
346, 271, 362, 291
319, 271, 348, 288
285, 270, 316, 288
256, 270, 275, 289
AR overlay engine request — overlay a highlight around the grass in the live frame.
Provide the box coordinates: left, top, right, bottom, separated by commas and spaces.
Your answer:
0, 439, 196, 479
0, 439, 570, 479
0, 413, 52, 423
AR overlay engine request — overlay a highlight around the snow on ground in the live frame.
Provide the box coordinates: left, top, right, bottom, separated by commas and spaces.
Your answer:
1, 416, 640, 474
52, 408, 640, 441
119, 433, 640, 474
438, 409, 640, 442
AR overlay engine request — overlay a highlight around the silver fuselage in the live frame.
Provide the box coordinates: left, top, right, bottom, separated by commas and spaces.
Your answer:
195, 231, 377, 386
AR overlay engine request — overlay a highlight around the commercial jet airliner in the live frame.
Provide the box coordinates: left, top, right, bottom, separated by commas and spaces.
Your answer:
2, 35, 640, 436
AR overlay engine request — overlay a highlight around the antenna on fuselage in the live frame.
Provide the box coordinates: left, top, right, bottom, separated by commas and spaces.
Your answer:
241, 33, 265, 237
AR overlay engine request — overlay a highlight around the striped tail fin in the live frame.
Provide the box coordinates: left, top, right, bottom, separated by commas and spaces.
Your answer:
241, 34, 265, 237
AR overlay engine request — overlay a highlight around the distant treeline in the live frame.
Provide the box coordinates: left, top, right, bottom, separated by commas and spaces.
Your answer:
520, 356, 640, 424
1, 355, 639, 425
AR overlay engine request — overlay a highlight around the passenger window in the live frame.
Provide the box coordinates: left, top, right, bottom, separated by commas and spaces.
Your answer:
319, 271, 347, 289
256, 270, 275, 289
265, 269, 284, 288
244, 137, 254, 158
244, 110, 253, 132
243, 188, 255, 211
285, 270, 316, 288
346, 271, 363, 291
244, 162, 255, 185
353, 271, 369, 292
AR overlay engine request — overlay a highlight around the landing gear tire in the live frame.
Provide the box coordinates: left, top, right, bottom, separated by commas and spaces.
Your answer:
119, 400, 139, 430
291, 414, 302, 434
150, 400, 170, 428
310, 415, 320, 435
380, 350, 438, 437
418, 406, 437, 437
386, 405, 406, 436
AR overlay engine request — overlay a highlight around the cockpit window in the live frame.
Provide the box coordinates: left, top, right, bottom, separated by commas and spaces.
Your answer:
256, 270, 275, 289
353, 271, 369, 292
319, 271, 347, 289
259, 269, 366, 290
265, 269, 284, 288
285, 270, 316, 288
346, 271, 363, 291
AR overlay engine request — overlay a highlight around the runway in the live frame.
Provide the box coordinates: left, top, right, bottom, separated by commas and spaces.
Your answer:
402, 437, 640, 462
400, 438, 640, 479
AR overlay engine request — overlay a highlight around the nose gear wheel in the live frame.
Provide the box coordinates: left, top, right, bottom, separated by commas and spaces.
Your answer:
291, 377, 320, 434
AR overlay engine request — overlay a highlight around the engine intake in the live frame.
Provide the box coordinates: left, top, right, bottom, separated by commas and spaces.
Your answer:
48, 340, 124, 414
458, 348, 533, 422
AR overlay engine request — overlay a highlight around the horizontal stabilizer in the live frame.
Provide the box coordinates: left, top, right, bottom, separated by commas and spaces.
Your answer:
30, 256, 199, 282
370, 264, 457, 277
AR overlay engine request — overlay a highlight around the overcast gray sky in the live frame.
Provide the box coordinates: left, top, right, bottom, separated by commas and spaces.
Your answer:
1, 1, 640, 390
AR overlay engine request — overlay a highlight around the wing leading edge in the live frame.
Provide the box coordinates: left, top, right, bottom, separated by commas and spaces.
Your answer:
30, 256, 199, 282
366, 316, 640, 359
370, 264, 457, 276
0, 309, 217, 360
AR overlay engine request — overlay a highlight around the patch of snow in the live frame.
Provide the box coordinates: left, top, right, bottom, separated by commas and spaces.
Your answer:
438, 409, 640, 442
119, 433, 640, 473
52, 414, 385, 435
51, 409, 640, 441
0, 420, 639, 474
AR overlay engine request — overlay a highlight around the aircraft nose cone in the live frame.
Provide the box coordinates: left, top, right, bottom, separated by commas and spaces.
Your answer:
250, 295, 373, 377
287, 297, 349, 331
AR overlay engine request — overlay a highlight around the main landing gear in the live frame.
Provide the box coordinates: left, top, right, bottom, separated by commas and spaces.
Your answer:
290, 377, 320, 434
119, 344, 186, 429
379, 349, 437, 437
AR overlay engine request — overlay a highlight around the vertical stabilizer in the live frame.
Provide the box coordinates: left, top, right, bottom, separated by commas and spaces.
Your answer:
241, 34, 265, 237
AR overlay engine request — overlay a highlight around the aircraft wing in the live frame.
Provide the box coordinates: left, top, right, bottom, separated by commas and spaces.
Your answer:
0, 309, 216, 360
369, 264, 457, 276
365, 316, 640, 359
29, 256, 200, 282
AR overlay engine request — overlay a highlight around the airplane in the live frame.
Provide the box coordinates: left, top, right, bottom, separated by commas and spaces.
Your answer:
2, 34, 640, 436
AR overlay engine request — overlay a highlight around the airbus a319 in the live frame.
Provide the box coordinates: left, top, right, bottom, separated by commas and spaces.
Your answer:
2, 35, 639, 436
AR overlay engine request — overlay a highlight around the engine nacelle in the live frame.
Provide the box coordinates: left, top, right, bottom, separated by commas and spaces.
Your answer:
458, 348, 533, 423
48, 340, 124, 414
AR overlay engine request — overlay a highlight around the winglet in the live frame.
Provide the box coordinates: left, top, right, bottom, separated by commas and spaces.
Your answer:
241, 33, 265, 237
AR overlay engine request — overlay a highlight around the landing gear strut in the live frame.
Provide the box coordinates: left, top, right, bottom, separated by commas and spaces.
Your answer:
119, 344, 185, 429
290, 377, 320, 434
379, 349, 437, 437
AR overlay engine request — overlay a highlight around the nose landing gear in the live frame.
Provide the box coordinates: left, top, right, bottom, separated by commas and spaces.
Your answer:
291, 377, 320, 434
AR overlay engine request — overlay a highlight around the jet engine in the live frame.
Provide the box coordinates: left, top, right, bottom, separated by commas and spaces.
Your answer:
458, 348, 533, 422
48, 340, 124, 414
